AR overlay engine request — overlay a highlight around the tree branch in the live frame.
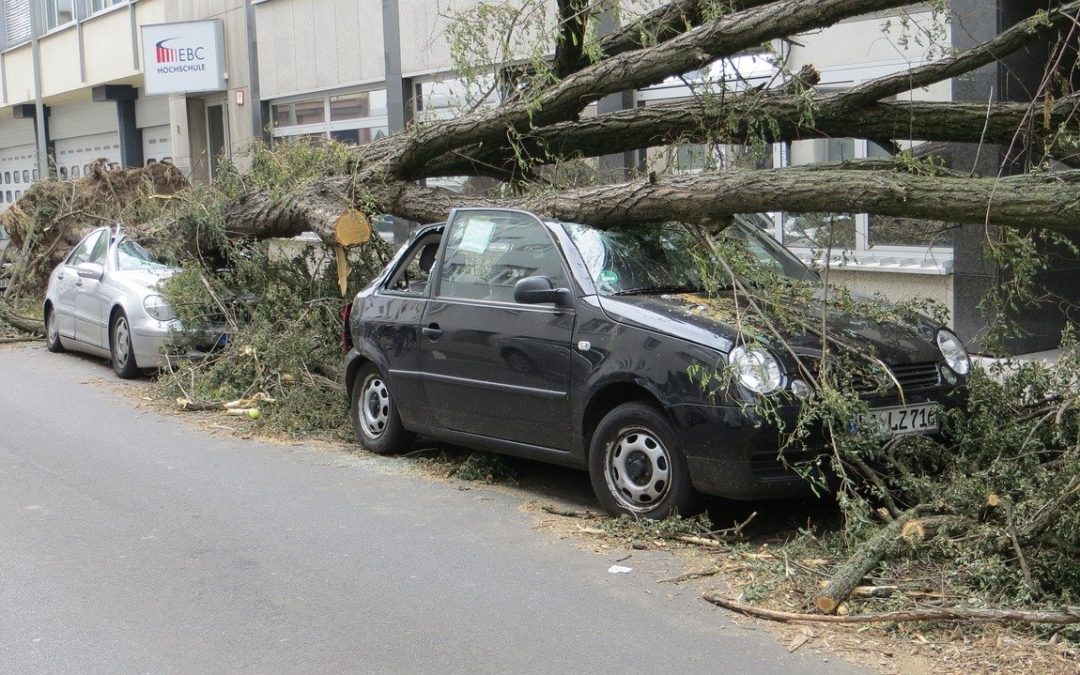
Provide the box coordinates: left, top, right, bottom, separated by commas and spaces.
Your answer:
839, 0, 1080, 108
386, 0, 914, 178
422, 93, 1080, 177
552, 0, 591, 78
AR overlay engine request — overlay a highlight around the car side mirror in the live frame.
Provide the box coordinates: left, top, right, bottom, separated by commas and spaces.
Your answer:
514, 276, 572, 307
76, 262, 104, 281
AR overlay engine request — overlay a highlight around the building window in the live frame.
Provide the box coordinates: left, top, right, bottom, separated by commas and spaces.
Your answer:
45, 0, 75, 30
4, 0, 31, 46
23, 169, 30, 183
90, 0, 126, 14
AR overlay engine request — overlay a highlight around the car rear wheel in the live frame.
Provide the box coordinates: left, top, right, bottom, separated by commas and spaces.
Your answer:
350, 363, 414, 455
45, 306, 64, 353
110, 311, 140, 379
588, 402, 701, 519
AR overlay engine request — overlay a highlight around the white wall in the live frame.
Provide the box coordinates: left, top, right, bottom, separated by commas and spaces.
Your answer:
256, 0, 385, 99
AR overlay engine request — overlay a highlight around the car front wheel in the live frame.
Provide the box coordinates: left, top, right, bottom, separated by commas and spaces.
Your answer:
588, 402, 701, 519
45, 306, 64, 353
350, 363, 414, 455
110, 311, 140, 379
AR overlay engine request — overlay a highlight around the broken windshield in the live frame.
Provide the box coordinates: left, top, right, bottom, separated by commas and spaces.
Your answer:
560, 217, 814, 296
117, 239, 170, 272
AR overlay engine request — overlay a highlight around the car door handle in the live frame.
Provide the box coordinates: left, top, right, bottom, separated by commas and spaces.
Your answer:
57, 273, 64, 281
422, 324, 443, 340
74, 278, 83, 287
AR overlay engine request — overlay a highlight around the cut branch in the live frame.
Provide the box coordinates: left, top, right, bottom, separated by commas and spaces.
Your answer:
815, 505, 926, 614
705, 594, 1080, 625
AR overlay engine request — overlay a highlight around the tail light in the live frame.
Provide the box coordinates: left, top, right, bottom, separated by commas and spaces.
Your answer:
341, 302, 353, 353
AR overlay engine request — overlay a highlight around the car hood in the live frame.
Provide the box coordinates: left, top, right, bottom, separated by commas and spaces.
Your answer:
112, 268, 177, 296
597, 292, 942, 365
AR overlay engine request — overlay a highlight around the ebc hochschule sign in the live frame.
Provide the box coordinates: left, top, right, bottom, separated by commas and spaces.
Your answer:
141, 21, 226, 95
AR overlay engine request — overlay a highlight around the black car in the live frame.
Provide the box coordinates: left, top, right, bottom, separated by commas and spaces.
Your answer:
344, 208, 970, 518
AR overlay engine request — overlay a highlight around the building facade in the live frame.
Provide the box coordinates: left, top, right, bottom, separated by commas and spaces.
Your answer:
0, 0, 1066, 351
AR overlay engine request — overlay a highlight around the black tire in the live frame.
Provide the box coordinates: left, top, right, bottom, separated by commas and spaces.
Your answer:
110, 311, 140, 379
588, 402, 701, 519
45, 305, 64, 353
350, 363, 415, 455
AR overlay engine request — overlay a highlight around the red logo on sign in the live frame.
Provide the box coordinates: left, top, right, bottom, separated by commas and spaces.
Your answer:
155, 38, 180, 63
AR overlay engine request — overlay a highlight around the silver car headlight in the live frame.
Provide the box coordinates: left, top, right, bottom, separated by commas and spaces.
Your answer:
143, 294, 177, 322
729, 346, 783, 394
936, 328, 970, 376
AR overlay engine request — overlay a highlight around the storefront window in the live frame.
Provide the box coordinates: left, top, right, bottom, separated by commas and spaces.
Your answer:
869, 216, 955, 248
271, 103, 292, 128
272, 89, 388, 148
782, 213, 857, 250
293, 99, 325, 126
330, 94, 368, 121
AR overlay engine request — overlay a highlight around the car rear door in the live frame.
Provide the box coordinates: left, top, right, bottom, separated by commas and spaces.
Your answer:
419, 210, 575, 450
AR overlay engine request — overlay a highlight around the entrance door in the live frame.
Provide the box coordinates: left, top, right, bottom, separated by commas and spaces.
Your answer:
206, 101, 229, 180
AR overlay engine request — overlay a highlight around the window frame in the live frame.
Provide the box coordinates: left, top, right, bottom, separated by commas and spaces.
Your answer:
434, 208, 573, 307
381, 230, 443, 298
44, 0, 76, 32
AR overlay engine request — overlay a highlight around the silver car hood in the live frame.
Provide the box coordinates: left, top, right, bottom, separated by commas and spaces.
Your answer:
112, 268, 177, 296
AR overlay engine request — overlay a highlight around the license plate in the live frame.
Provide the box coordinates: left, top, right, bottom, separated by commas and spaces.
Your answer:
857, 403, 939, 437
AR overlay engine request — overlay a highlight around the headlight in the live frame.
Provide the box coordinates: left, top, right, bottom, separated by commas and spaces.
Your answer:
143, 295, 177, 322
936, 328, 970, 376
728, 346, 783, 394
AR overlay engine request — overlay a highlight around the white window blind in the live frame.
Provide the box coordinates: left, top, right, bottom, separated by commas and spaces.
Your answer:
3, 0, 31, 46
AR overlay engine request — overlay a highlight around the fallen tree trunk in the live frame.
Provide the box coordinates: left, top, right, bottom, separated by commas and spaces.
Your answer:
225, 165, 1080, 241
705, 594, 1080, 625
815, 505, 925, 614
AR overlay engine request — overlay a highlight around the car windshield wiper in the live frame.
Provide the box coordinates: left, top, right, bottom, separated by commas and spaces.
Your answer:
612, 285, 701, 296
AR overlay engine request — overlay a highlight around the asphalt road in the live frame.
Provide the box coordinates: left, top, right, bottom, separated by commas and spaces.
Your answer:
0, 346, 859, 674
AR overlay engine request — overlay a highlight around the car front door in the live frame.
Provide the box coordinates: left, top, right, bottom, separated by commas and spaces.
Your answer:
419, 210, 575, 450
56, 229, 104, 340
73, 230, 111, 348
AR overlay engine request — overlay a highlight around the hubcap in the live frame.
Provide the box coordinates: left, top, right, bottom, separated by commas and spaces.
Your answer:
359, 376, 391, 440
47, 311, 58, 344
114, 318, 130, 368
605, 427, 672, 512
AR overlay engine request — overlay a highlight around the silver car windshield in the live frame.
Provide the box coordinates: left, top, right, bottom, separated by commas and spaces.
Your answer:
117, 239, 169, 271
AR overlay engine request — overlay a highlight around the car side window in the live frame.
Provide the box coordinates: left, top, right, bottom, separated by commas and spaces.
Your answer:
438, 212, 567, 303
87, 232, 109, 265
66, 231, 102, 266
384, 234, 441, 296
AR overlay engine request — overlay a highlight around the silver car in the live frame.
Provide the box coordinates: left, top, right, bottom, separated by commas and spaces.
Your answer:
43, 225, 224, 378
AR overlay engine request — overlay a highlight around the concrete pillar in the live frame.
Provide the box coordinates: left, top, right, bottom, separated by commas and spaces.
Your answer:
949, 0, 1080, 353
